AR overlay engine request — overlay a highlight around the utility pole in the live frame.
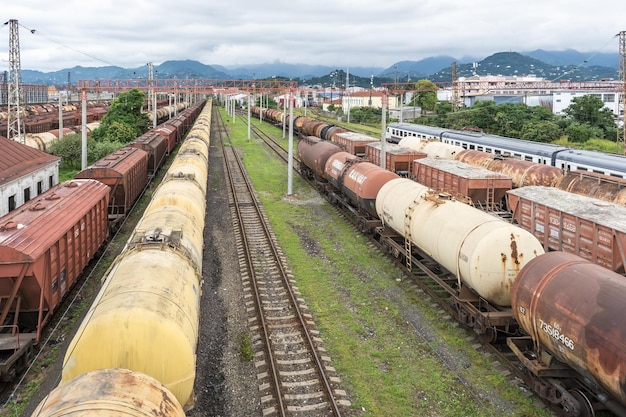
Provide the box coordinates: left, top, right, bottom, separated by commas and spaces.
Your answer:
7, 19, 24, 143
451, 62, 459, 112
67, 72, 71, 105
617, 31, 626, 155
147, 62, 154, 116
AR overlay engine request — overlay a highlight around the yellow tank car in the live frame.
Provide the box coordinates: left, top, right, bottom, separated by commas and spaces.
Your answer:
33, 368, 185, 416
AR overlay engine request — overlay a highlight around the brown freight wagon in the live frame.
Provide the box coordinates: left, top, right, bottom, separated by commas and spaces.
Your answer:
412, 158, 513, 209
0, 179, 109, 380
129, 131, 168, 176
332, 131, 379, 157
153, 125, 178, 154
74, 146, 149, 226
365, 142, 427, 176
507, 186, 626, 273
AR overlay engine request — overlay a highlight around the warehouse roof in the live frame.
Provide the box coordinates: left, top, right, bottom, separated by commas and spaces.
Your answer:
0, 136, 60, 185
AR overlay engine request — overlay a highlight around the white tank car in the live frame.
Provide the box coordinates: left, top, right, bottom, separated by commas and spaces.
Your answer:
375, 178, 544, 306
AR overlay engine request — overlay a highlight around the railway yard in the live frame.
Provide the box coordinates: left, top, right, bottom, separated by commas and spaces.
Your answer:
2, 98, 626, 416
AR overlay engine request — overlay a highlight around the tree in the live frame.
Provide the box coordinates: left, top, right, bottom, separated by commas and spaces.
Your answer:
564, 121, 604, 143
563, 95, 616, 139
408, 80, 438, 112
520, 121, 562, 143
91, 89, 150, 143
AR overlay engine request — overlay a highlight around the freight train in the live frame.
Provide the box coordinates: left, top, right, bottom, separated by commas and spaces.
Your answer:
295, 132, 626, 417
0, 102, 205, 382
30, 98, 212, 416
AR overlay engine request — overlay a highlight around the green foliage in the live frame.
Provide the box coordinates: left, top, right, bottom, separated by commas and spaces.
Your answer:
408, 79, 438, 111
91, 89, 150, 143
423, 95, 620, 152
520, 120, 562, 143
49, 134, 84, 169
49, 133, 124, 170
564, 121, 605, 143
563, 95, 616, 139
348, 106, 382, 124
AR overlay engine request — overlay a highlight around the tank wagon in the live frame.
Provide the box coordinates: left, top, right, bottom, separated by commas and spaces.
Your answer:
555, 170, 626, 205
376, 178, 544, 306
509, 252, 626, 417
0, 180, 109, 380
324, 151, 400, 219
74, 146, 149, 228
297, 136, 343, 181
507, 186, 626, 273
388, 122, 626, 179
31, 368, 185, 416
398, 136, 464, 160
58, 99, 212, 411
411, 158, 512, 210
455, 149, 563, 188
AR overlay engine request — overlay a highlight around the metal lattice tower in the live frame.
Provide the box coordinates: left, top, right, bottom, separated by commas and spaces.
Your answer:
147, 62, 154, 112
7, 19, 24, 143
617, 31, 626, 155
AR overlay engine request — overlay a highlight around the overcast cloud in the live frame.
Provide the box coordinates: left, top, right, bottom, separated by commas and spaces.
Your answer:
1, 0, 624, 73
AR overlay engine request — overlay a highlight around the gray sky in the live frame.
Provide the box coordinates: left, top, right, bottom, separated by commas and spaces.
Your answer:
2, 0, 624, 73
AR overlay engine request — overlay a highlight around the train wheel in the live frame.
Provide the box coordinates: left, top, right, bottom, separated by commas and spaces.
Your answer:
477, 327, 497, 344
566, 389, 595, 417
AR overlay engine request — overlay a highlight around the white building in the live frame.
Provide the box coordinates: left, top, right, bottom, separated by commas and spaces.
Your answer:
552, 90, 623, 118
0, 137, 60, 217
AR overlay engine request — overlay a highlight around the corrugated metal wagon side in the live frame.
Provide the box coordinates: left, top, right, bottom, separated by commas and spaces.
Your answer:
507, 186, 626, 273
74, 146, 149, 227
0, 179, 109, 380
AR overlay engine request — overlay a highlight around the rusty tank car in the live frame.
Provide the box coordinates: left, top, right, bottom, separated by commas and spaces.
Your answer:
509, 251, 626, 417
296, 136, 343, 180
324, 151, 399, 218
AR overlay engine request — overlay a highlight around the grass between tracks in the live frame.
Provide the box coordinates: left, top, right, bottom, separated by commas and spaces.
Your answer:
224, 108, 551, 417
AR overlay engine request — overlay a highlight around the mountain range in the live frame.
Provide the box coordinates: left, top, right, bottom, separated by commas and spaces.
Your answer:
20, 49, 620, 87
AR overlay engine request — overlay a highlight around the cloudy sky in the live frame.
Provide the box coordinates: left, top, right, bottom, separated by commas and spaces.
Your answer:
1, 0, 624, 73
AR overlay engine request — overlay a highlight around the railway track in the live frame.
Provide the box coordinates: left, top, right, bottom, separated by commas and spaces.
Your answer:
216, 109, 349, 416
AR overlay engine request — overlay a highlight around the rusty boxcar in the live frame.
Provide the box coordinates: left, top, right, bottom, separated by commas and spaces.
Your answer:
0, 179, 109, 380
332, 131, 379, 157
507, 186, 626, 273
509, 252, 626, 416
74, 146, 149, 226
153, 125, 179, 154
364, 142, 427, 177
411, 158, 513, 209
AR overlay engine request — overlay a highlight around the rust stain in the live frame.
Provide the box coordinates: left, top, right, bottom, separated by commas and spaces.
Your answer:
510, 233, 520, 267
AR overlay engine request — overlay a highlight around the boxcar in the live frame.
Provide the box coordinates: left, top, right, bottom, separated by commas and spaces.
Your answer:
332, 131, 379, 157
412, 158, 512, 209
0, 179, 109, 380
129, 131, 168, 176
507, 186, 626, 273
74, 146, 148, 226
364, 142, 427, 177
153, 125, 178, 154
